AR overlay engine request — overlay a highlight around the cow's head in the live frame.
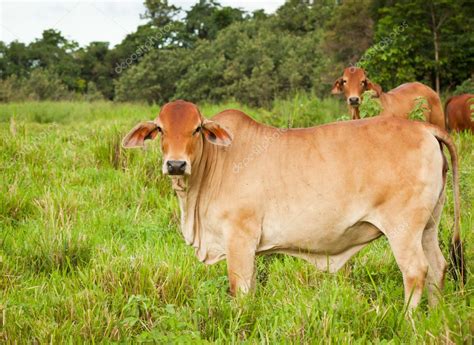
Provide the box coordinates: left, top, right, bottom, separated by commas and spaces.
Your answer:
122, 100, 232, 176
331, 67, 382, 107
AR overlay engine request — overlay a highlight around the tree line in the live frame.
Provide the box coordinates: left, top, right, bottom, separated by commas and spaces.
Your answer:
0, 0, 473, 106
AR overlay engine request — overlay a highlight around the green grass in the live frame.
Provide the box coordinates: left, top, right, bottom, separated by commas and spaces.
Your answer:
0, 99, 472, 343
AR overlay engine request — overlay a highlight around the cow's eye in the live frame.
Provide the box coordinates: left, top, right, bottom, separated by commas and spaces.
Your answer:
156, 126, 162, 133
342, 80, 346, 84
193, 126, 202, 135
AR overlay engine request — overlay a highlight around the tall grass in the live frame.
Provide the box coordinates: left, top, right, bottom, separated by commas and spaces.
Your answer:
0, 99, 472, 343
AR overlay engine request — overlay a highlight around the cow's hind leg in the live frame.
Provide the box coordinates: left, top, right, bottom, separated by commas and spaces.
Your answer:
383, 215, 429, 309
422, 191, 448, 306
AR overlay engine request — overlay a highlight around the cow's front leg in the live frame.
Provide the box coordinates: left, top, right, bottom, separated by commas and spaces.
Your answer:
224, 211, 260, 296
226, 232, 257, 296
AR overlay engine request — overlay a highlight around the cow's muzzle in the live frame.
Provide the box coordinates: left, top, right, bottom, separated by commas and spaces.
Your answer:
348, 96, 360, 106
166, 160, 187, 175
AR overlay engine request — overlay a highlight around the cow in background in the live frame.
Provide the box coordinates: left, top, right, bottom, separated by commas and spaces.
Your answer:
332, 67, 445, 129
445, 94, 474, 132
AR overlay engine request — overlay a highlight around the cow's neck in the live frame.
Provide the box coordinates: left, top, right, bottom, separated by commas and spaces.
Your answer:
171, 139, 218, 249
171, 175, 198, 246
350, 106, 360, 120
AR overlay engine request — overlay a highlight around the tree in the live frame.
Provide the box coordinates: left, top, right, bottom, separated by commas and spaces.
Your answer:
76, 42, 110, 98
115, 48, 191, 103
141, 0, 180, 27
1, 41, 31, 78
28, 29, 80, 90
323, 0, 374, 66
183, 0, 244, 43
364, 0, 474, 92
1, 0, 472, 104
273, 0, 334, 34
0, 75, 24, 102
175, 40, 227, 102
23, 68, 71, 101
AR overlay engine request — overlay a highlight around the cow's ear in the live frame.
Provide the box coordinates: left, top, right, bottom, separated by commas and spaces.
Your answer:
202, 120, 232, 147
331, 78, 343, 94
122, 121, 160, 148
367, 80, 382, 97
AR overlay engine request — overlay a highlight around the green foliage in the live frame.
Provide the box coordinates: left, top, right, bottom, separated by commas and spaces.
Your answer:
142, 0, 180, 27
0, 41, 31, 78
270, 93, 345, 127
273, 0, 335, 34
183, 0, 244, 42
85, 82, 105, 102
0, 75, 24, 102
0, 69, 73, 102
24, 69, 72, 101
336, 114, 351, 121
114, 17, 327, 107
115, 49, 191, 103
0, 0, 471, 105
408, 96, 429, 121
453, 78, 474, 95
0, 101, 472, 342
323, 0, 374, 65
364, 0, 474, 91
174, 40, 227, 102
76, 42, 110, 98
359, 90, 383, 118
28, 29, 80, 90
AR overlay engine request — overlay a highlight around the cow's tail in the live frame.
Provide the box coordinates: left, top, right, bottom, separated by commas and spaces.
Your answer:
428, 126, 465, 286
444, 96, 454, 131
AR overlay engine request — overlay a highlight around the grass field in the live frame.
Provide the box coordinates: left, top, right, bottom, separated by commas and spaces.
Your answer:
0, 99, 472, 343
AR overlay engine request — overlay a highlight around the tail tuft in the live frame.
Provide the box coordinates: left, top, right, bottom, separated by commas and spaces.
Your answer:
450, 237, 466, 286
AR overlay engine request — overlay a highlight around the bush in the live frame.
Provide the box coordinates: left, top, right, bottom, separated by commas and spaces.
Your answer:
453, 78, 474, 95
359, 90, 382, 118
0, 75, 26, 102
0, 69, 74, 102
24, 69, 72, 101
408, 96, 428, 121
270, 92, 343, 127
85, 82, 105, 101
114, 19, 326, 107
114, 49, 191, 104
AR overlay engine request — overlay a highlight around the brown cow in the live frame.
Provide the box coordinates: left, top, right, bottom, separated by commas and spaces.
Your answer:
332, 67, 446, 129
445, 94, 474, 132
123, 100, 464, 309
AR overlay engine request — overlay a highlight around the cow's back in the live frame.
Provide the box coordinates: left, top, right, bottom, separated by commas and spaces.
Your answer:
379, 82, 445, 128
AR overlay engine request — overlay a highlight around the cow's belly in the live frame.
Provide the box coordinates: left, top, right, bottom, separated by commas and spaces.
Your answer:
195, 219, 382, 268
257, 220, 383, 272
257, 217, 383, 256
